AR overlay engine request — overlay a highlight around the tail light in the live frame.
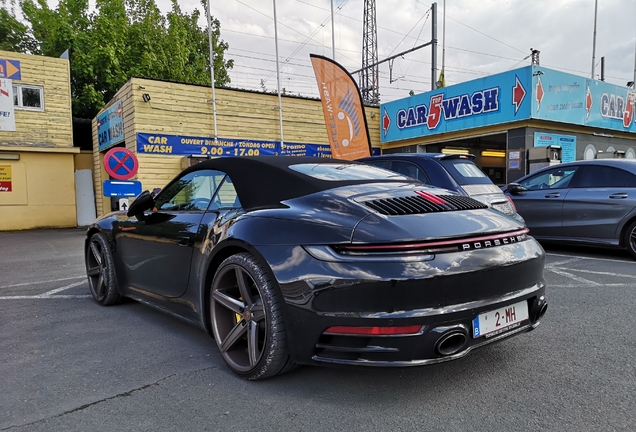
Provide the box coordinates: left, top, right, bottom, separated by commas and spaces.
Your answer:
506, 196, 518, 213
324, 325, 424, 336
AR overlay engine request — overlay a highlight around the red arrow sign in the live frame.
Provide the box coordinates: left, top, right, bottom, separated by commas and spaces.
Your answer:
512, 76, 526, 114
382, 109, 391, 136
586, 84, 593, 119
535, 76, 545, 112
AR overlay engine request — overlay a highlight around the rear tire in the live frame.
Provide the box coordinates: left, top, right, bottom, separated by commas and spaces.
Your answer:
85, 233, 121, 306
210, 253, 296, 380
625, 221, 636, 260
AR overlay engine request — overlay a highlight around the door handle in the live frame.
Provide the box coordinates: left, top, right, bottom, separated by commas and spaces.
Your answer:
544, 193, 560, 198
609, 193, 628, 199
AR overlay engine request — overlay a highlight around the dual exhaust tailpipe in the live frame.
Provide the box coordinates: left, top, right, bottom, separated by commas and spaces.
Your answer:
434, 296, 548, 357
435, 330, 468, 357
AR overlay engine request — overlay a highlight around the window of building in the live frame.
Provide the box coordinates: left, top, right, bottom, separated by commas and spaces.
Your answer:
12, 85, 44, 111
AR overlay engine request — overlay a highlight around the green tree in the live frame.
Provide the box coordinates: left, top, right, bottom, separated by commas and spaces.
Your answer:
0, 0, 36, 52
14, 0, 232, 118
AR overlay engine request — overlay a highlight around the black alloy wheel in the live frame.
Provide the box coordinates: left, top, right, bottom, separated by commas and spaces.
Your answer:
85, 233, 121, 306
626, 221, 636, 260
210, 253, 295, 380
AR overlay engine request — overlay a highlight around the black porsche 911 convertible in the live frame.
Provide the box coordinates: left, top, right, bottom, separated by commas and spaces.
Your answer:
85, 156, 547, 380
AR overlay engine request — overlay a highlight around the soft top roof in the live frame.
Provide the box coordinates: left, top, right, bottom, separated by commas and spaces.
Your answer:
181, 156, 409, 211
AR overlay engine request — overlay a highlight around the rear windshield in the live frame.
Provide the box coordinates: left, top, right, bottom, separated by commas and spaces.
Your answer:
290, 163, 410, 181
439, 160, 493, 185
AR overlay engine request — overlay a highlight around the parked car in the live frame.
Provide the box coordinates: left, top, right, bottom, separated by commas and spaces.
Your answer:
85, 156, 547, 380
358, 153, 523, 222
502, 159, 636, 259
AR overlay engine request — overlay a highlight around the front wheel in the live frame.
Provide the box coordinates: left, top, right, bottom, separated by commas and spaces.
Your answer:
210, 253, 295, 380
625, 221, 636, 260
85, 233, 121, 305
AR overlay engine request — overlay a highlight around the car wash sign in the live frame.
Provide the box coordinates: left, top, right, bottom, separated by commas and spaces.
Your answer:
97, 100, 124, 151
381, 66, 533, 143
532, 67, 636, 133
137, 133, 333, 158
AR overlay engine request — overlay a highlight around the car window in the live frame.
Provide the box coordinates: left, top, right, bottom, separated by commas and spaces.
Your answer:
289, 163, 409, 181
520, 166, 579, 190
439, 159, 493, 185
571, 165, 636, 188
209, 175, 242, 210
389, 161, 431, 184
363, 160, 390, 170
154, 169, 225, 211
453, 162, 487, 178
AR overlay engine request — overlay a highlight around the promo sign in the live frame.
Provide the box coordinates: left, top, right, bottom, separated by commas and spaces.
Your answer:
0, 78, 16, 131
533, 132, 576, 163
103, 147, 139, 180
97, 100, 124, 151
0, 165, 11, 192
310, 54, 372, 160
136, 133, 333, 158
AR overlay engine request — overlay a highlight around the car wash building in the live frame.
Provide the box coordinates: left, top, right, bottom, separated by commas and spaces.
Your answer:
379, 65, 636, 185
92, 78, 381, 217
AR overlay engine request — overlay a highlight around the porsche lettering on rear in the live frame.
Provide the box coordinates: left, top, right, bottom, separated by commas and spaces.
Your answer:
462, 234, 526, 251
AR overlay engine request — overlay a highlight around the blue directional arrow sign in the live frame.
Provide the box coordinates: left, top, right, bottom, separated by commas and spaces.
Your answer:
103, 180, 142, 197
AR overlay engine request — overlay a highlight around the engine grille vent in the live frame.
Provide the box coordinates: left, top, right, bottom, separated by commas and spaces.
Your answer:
363, 194, 488, 216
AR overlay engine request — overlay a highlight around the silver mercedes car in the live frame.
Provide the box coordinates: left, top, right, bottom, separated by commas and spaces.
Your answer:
503, 159, 636, 259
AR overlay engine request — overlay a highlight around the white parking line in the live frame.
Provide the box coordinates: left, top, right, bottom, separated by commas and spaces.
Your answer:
0, 276, 85, 290
550, 283, 633, 288
546, 267, 603, 286
547, 252, 635, 265
546, 258, 583, 267
0, 281, 90, 300
556, 267, 636, 278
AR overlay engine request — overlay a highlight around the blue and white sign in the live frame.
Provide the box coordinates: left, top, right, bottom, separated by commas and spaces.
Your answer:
137, 133, 336, 158
532, 68, 586, 125
533, 132, 576, 163
529, 67, 636, 134
383, 65, 636, 144
97, 100, 125, 151
103, 180, 142, 197
381, 66, 533, 143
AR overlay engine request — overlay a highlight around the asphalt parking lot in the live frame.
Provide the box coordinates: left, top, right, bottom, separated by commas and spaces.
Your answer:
1, 229, 635, 431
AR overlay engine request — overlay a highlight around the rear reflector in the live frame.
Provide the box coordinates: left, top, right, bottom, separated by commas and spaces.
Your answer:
324, 325, 423, 336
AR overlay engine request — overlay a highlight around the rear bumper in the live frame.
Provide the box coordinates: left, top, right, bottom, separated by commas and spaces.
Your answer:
257, 238, 547, 366
310, 288, 546, 366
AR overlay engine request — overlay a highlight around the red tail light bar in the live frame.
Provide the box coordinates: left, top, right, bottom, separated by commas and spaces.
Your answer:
324, 325, 424, 336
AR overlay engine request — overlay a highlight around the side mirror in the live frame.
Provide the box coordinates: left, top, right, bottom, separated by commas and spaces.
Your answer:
127, 190, 155, 218
507, 182, 527, 194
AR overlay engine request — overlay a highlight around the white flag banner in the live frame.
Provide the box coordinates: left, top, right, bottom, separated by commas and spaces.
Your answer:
0, 78, 16, 131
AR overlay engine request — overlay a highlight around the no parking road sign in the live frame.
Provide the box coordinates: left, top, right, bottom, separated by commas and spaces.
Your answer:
104, 147, 139, 180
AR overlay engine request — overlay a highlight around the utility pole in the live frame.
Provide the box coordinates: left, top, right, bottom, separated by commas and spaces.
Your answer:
273, 0, 284, 145
205, 0, 218, 143
331, 0, 336, 59
591, 0, 598, 79
431, 2, 437, 90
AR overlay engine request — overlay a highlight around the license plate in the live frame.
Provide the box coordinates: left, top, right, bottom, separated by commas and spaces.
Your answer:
472, 300, 529, 338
